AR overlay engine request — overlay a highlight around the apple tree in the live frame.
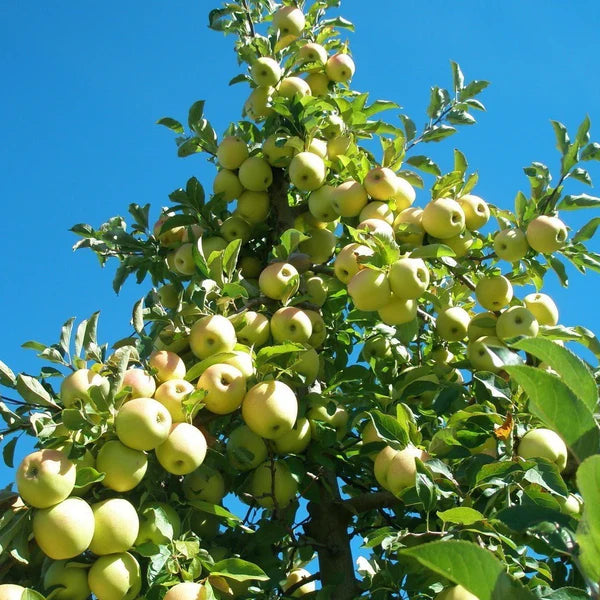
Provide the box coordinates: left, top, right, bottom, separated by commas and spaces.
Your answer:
2, 1, 600, 599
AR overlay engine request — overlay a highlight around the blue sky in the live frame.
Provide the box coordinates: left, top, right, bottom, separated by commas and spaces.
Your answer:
1, 0, 600, 490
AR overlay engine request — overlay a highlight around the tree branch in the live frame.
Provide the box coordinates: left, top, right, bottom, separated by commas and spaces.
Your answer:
342, 490, 399, 514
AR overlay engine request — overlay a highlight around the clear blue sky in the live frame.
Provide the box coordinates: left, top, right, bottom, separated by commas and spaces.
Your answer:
1, 1, 600, 489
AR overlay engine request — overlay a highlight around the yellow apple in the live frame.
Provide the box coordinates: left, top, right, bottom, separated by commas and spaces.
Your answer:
242, 380, 298, 439
467, 336, 506, 373
299, 43, 328, 64
164, 582, 208, 600
243, 86, 275, 121
308, 400, 349, 440
524, 292, 559, 326
251, 460, 298, 509
388, 257, 430, 299
270, 307, 313, 344
496, 306, 539, 341
213, 169, 243, 201
43, 560, 90, 600
90, 498, 139, 555
526, 215, 568, 254
364, 167, 399, 200
278, 76, 311, 98
262, 134, 294, 166
305, 309, 327, 347
348, 269, 392, 311
327, 134, 354, 160
518, 428, 568, 471
272, 5, 305, 37
436, 229, 474, 257
282, 568, 316, 597
96, 440, 147, 492
290, 347, 320, 384
120, 368, 156, 400
250, 57, 281, 87
475, 275, 513, 311
359, 201, 394, 224
0, 586, 25, 600
236, 190, 270, 224
189, 314, 237, 360
216, 136, 249, 170
435, 585, 479, 600
149, 350, 186, 382
334, 243, 373, 284
377, 296, 417, 326
331, 180, 368, 217
115, 397, 172, 451
493, 228, 529, 262
289, 152, 327, 191
458, 194, 490, 230
60, 369, 109, 408
357, 218, 395, 239
154, 379, 195, 423
227, 424, 268, 471
436, 306, 470, 342
238, 156, 273, 192
173, 243, 196, 276
305, 72, 330, 96
220, 215, 252, 243
394, 207, 425, 246
155, 423, 207, 475
467, 312, 498, 340
87, 552, 141, 600
325, 53, 355, 82
393, 177, 416, 210
259, 262, 299, 300
308, 185, 337, 221
422, 198, 466, 239
274, 417, 312, 454
197, 363, 246, 414
231, 311, 271, 347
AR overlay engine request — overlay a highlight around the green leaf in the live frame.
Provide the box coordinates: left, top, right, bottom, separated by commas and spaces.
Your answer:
450, 61, 464, 92
581, 141, 600, 161
22, 590, 46, 600
576, 455, 600, 585
575, 114, 591, 148
399, 540, 536, 600
364, 100, 400, 118
16, 374, 58, 408
496, 505, 571, 532
514, 191, 528, 222
569, 167, 592, 186
409, 244, 455, 259
573, 217, 600, 243
177, 137, 204, 158
405, 155, 441, 176
453, 149, 468, 175
422, 125, 457, 143
156, 117, 184, 134
504, 365, 599, 463
0, 360, 16, 387
549, 256, 568, 287
369, 410, 408, 450
400, 115, 416, 141
523, 458, 568, 497
188, 499, 242, 523
188, 100, 205, 132
558, 193, 600, 210
458, 80, 490, 100
223, 238, 242, 280
256, 343, 305, 368
512, 337, 598, 413
426, 86, 445, 119
74, 466, 105, 488
437, 507, 484, 526
446, 110, 476, 125
550, 120, 570, 155
185, 352, 240, 382
546, 589, 593, 600
221, 283, 248, 299
132, 298, 145, 335
2, 436, 18, 468
209, 558, 269, 582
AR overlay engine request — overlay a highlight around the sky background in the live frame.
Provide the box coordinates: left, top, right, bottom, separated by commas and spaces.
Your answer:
1, 0, 600, 492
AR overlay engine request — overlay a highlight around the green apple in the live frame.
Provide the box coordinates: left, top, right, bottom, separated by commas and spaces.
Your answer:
289, 152, 326, 191
197, 363, 246, 415
282, 568, 316, 597
325, 53, 355, 82
305, 310, 326, 347
378, 296, 417, 326
422, 198, 466, 239
96, 440, 147, 492
299, 42, 328, 64
524, 292, 559, 326
270, 307, 313, 344
239, 255, 263, 279
278, 76, 311, 98
331, 180, 368, 217
435, 585, 479, 600
220, 215, 252, 243
60, 368, 109, 408
238, 156, 273, 192
183, 464, 225, 505
364, 167, 399, 200
236, 190, 270, 224
190, 314, 237, 359
173, 243, 196, 276
216, 136, 249, 170
359, 201, 394, 224
231, 311, 271, 347
250, 57, 281, 87
135, 502, 181, 545
393, 177, 416, 211
458, 194, 490, 230
496, 306, 539, 341
436, 306, 470, 341
526, 215, 568, 254
467, 312, 498, 340
382, 445, 427, 495
304, 274, 328, 306
274, 417, 312, 454
389, 257, 430, 299
262, 134, 294, 166
222, 349, 255, 379
88, 552, 141, 600
157, 283, 179, 309
373, 446, 399, 490
290, 347, 320, 384
334, 243, 373, 284
115, 397, 172, 451
120, 368, 156, 400
227, 424, 268, 471
163, 582, 208, 600
251, 460, 298, 509
33, 497, 94, 560
560, 493, 583, 517
201, 236, 228, 258
327, 133, 354, 160
393, 207, 425, 246
305, 72, 330, 96
259, 262, 299, 300
16, 449, 76, 509
348, 269, 392, 311
90, 498, 139, 555
213, 169, 243, 201
149, 350, 186, 382
308, 400, 349, 441
155, 423, 207, 475
436, 229, 474, 257
467, 336, 506, 373
272, 5, 305, 37
308, 185, 337, 221
361, 335, 392, 361
0, 586, 25, 600
517, 428, 568, 471
244, 86, 275, 121
304, 136, 328, 159
43, 560, 90, 600
298, 227, 337, 264
475, 275, 513, 311
242, 380, 298, 440
154, 379, 195, 423
493, 228, 529, 262
357, 218, 395, 240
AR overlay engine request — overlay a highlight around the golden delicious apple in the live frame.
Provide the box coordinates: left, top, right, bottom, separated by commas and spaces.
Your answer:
164, 582, 208, 600
96, 440, 148, 492
155, 423, 207, 475
308, 400, 349, 441
560, 493, 583, 517
389, 257, 430, 299
526, 215, 568, 254
334, 243, 374, 284
213, 169, 243, 201
422, 198, 466, 239
238, 156, 273, 192
282, 568, 316, 597
262, 134, 294, 166
393, 207, 425, 246
120, 368, 156, 400
524, 292, 559, 326
278, 76, 311, 98
33, 497, 95, 560
348, 269, 392, 311
197, 363, 246, 414
272, 5, 305, 37
361, 335, 392, 361
493, 227, 529, 262
220, 215, 252, 243
259, 262, 299, 300
436, 229, 474, 257
251, 460, 298, 509
183, 464, 226, 505
216, 135, 249, 170
393, 177, 416, 210
467, 336, 506, 373
43, 560, 90, 600
135, 502, 181, 545
325, 53, 355, 82
304, 274, 328, 306
331, 180, 368, 217
458, 194, 490, 230
201, 236, 228, 257
435, 584, 479, 600
384, 445, 427, 495
90, 498, 139, 555
290, 347, 320, 384
242, 380, 298, 439
378, 296, 417, 326
299, 42, 327, 64
222, 349, 255, 379
496, 306, 539, 341
298, 227, 337, 264
173, 243, 196, 276
289, 151, 327, 191
475, 275, 513, 311
250, 57, 281, 87
227, 424, 268, 471
357, 218, 395, 239
274, 417, 312, 454
517, 428, 568, 471
436, 306, 470, 341
16, 449, 76, 509
231, 311, 271, 347
305, 72, 330, 96
305, 137, 329, 159
308, 185, 337, 221
115, 397, 172, 451
149, 350, 186, 382
244, 86, 275, 121
87, 552, 141, 600
304, 309, 327, 347
327, 133, 354, 160
0, 585, 25, 600
189, 314, 237, 359
236, 190, 270, 224
467, 312, 498, 340
359, 201, 395, 224
270, 307, 313, 344
364, 167, 399, 200
60, 368, 109, 408
154, 379, 195, 423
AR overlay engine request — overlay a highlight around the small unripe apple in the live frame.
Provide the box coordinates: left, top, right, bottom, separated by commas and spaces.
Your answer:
517, 428, 568, 471
272, 5, 305, 37
227, 424, 268, 471
393, 177, 416, 210
155, 423, 207, 475
216, 136, 249, 170
88, 552, 141, 600
305, 72, 330, 96
334, 243, 374, 284
250, 57, 281, 87
259, 262, 299, 300
378, 296, 417, 326
475, 275, 513, 311
526, 215, 568, 254
524, 292, 559, 326
299, 42, 328, 64
348, 269, 392, 311
389, 257, 430, 299
325, 53, 355, 82
251, 460, 298, 509
149, 350, 186, 382
458, 194, 490, 230
96, 440, 147, 492
213, 169, 243, 201
496, 306, 539, 341
289, 152, 327, 191
90, 498, 139, 555
494, 228, 529, 262
239, 255, 263, 279
422, 198, 466, 239
278, 76, 311, 98
331, 180, 368, 217
436, 306, 470, 341
197, 363, 246, 415
189, 314, 237, 360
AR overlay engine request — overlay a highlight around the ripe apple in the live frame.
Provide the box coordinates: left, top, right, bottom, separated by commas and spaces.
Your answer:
87, 552, 141, 600
364, 167, 398, 200
378, 445, 427, 495
96, 440, 147, 492
201, 236, 228, 257
212, 169, 243, 201
43, 560, 90, 600
308, 185, 337, 221
16, 449, 76, 509
524, 292, 559, 326
189, 314, 237, 359
183, 464, 226, 505
222, 349, 255, 379
278, 76, 311, 98
517, 428, 568, 471
60, 369, 109, 408
357, 218, 395, 240
305, 310, 327, 347
378, 296, 417, 326
115, 397, 172, 451
394, 207, 425, 246
237, 155, 273, 192
331, 180, 368, 217
120, 368, 156, 400
325, 53, 355, 82
282, 568, 316, 597
422, 198, 466, 239
149, 350, 186, 382
216, 136, 249, 170
197, 363, 246, 414
359, 201, 394, 224
303, 136, 329, 159
362, 335, 392, 361
305, 72, 330, 96
270, 307, 313, 344
0, 586, 25, 600
348, 269, 392, 311
236, 190, 270, 224
458, 194, 490, 230
299, 42, 328, 64
154, 379, 195, 422
259, 262, 299, 300
274, 417, 312, 454
231, 311, 271, 347
262, 134, 294, 166
308, 400, 349, 440
226, 424, 268, 471
327, 133, 354, 160
290, 347, 320, 384
33, 497, 95, 560
467, 336, 506, 373
393, 177, 416, 210
389, 257, 430, 299
334, 243, 373, 284
244, 86, 275, 121
526, 215, 568, 254
298, 227, 337, 264
435, 585, 479, 600
90, 498, 139, 555
436, 306, 470, 342
135, 502, 181, 545
251, 460, 298, 509
250, 57, 281, 87
155, 423, 207, 475
242, 380, 298, 440
289, 152, 326, 191
272, 5, 305, 37
475, 275, 513, 311
560, 493, 583, 517
173, 243, 196, 276
496, 306, 539, 341
304, 274, 328, 306
436, 229, 474, 257
220, 215, 252, 243
164, 582, 208, 600
467, 312, 498, 340
493, 227, 529, 262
